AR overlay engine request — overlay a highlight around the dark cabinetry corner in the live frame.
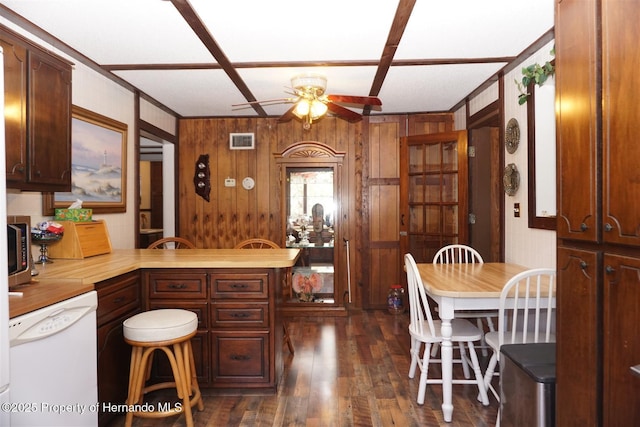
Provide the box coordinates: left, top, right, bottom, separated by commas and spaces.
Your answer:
0, 25, 72, 192
95, 271, 141, 427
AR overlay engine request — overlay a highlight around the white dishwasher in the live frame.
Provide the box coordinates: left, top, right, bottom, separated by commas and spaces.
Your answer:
8, 290, 98, 427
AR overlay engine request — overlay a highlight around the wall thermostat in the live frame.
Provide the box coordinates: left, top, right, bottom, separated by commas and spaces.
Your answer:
242, 177, 255, 190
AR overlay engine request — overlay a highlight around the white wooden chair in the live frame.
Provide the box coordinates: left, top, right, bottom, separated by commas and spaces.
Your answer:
482, 268, 556, 424
405, 253, 489, 406
432, 244, 497, 374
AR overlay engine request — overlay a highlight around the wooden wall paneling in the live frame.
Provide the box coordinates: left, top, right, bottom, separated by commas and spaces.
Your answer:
232, 117, 256, 244
407, 113, 455, 135
344, 119, 363, 307
178, 119, 210, 247
215, 119, 235, 248
256, 119, 278, 244
364, 116, 404, 309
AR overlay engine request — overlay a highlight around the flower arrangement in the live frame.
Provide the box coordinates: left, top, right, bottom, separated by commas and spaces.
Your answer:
292, 272, 323, 302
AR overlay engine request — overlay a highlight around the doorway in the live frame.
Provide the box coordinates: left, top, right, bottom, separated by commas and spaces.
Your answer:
138, 133, 176, 248
467, 102, 503, 262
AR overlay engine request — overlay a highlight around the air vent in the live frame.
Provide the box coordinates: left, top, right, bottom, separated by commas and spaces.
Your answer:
229, 133, 255, 150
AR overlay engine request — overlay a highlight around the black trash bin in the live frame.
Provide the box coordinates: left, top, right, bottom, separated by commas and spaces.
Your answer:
500, 343, 556, 427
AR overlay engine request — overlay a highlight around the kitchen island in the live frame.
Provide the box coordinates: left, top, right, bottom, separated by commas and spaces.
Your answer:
9, 248, 300, 427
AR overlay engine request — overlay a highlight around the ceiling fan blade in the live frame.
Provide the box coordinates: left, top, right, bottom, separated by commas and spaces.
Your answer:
278, 105, 297, 123
326, 102, 362, 123
231, 98, 294, 110
326, 94, 382, 106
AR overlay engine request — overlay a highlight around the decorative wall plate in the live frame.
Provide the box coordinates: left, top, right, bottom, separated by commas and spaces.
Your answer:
503, 163, 520, 196
505, 118, 520, 154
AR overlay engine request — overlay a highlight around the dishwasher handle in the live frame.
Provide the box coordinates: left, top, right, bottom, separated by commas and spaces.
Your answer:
10, 305, 96, 346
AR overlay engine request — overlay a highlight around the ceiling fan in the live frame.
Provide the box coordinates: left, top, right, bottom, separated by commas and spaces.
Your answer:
233, 74, 382, 130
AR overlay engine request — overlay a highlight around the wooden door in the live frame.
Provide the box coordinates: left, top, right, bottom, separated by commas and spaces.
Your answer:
603, 253, 640, 425
363, 116, 404, 309
469, 126, 502, 262
556, 246, 601, 427
400, 131, 468, 263
601, 1, 640, 247
28, 48, 72, 190
555, 0, 599, 243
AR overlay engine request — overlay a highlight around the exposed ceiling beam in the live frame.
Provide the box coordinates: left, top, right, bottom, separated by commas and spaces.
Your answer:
170, 0, 267, 116
103, 56, 517, 72
365, 0, 416, 115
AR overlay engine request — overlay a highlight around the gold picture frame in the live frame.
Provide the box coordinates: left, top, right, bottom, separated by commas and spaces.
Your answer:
43, 105, 128, 215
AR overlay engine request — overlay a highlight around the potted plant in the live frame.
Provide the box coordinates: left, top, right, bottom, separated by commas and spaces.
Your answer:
516, 48, 555, 105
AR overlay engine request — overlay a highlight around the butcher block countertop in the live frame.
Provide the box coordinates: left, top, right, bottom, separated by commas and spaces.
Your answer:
9, 248, 300, 319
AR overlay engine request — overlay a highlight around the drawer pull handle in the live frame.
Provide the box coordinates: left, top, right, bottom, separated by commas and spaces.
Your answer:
112, 296, 125, 304
605, 265, 615, 274
230, 313, 250, 318
230, 283, 248, 289
168, 283, 187, 289
230, 354, 251, 361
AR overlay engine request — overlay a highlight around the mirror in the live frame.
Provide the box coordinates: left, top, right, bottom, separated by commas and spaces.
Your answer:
285, 167, 335, 303
527, 75, 557, 230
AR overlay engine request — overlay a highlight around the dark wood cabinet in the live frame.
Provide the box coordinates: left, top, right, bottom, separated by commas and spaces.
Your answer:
556, 246, 601, 426
0, 25, 72, 192
146, 270, 210, 384
95, 271, 141, 427
556, 0, 640, 425
602, 254, 640, 425
143, 268, 282, 391
210, 271, 275, 388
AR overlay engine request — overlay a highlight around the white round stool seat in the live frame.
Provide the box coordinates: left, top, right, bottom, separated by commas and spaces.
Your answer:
123, 309, 197, 342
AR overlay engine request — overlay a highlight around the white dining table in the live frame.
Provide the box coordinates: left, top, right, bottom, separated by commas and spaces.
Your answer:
416, 262, 530, 423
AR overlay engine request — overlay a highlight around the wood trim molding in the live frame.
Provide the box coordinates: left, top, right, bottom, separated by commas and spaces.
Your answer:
274, 141, 345, 160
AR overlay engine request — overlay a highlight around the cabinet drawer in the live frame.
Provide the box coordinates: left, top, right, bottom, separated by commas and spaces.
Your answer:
96, 272, 140, 326
212, 302, 269, 328
148, 272, 207, 299
211, 331, 270, 386
149, 301, 209, 330
211, 273, 269, 299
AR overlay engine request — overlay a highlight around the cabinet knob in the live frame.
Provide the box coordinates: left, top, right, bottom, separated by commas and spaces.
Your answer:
580, 223, 588, 231
605, 265, 615, 274
580, 261, 588, 270
604, 223, 613, 232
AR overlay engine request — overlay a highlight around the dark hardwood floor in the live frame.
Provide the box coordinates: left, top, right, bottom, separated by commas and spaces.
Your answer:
107, 310, 498, 426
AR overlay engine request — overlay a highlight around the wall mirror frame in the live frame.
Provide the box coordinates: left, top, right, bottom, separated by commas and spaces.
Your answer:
275, 141, 345, 310
527, 77, 557, 230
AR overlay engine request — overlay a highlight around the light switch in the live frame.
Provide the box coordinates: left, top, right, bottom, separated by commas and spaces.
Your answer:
514, 203, 520, 217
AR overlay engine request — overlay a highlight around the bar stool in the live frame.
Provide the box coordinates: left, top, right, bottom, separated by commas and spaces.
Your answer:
123, 309, 204, 427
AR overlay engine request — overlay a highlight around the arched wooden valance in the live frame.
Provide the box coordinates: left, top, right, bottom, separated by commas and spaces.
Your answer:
274, 141, 345, 162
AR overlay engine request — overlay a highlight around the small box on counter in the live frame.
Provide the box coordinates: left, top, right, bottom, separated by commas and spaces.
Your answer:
54, 208, 93, 222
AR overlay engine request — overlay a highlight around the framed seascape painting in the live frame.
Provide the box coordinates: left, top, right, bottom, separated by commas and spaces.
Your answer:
43, 105, 128, 214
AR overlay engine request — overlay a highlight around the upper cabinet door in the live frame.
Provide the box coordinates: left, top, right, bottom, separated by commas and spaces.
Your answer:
555, 0, 600, 242
601, 2, 640, 247
27, 49, 72, 189
1, 31, 28, 184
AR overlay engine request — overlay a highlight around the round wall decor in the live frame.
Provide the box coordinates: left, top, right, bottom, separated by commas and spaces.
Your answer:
503, 163, 520, 196
505, 118, 520, 154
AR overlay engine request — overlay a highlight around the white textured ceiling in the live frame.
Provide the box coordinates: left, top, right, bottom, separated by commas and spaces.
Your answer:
0, 0, 554, 119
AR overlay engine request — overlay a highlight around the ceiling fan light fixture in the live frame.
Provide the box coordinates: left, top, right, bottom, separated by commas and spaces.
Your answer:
294, 99, 310, 118
291, 74, 327, 96
310, 99, 328, 118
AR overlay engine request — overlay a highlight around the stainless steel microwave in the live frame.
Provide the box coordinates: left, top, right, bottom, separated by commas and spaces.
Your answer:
7, 215, 32, 287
